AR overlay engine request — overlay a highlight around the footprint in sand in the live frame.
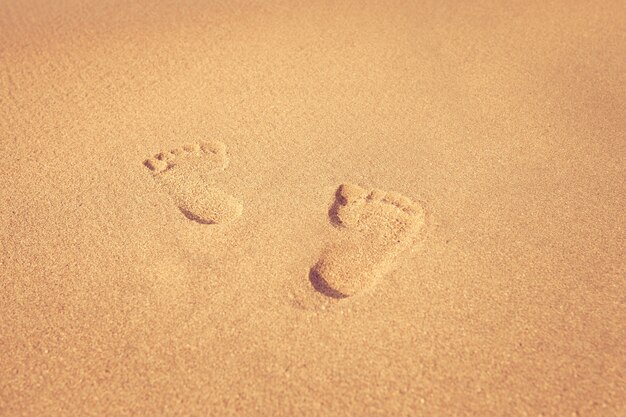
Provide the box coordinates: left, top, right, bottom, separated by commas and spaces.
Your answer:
144, 140, 242, 224
310, 183, 426, 298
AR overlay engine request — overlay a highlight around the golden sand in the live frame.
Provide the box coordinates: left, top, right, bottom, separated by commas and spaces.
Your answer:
1, 0, 624, 415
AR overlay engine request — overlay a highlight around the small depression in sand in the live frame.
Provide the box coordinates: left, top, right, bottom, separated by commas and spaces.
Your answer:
144, 140, 242, 224
307, 183, 426, 302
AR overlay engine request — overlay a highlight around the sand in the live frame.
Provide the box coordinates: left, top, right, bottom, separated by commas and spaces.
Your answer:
1, 0, 624, 415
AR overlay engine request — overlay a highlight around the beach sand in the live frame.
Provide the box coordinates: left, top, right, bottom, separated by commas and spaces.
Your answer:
1, 0, 624, 415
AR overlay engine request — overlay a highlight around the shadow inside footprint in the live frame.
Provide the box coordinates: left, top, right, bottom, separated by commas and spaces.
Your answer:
179, 207, 214, 225
309, 268, 348, 299
327, 187, 347, 227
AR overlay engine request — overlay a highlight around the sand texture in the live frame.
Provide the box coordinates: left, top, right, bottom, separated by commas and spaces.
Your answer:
1, 0, 625, 416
